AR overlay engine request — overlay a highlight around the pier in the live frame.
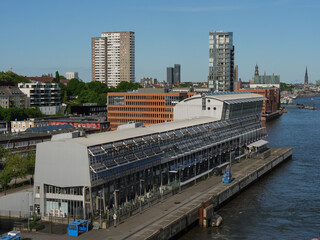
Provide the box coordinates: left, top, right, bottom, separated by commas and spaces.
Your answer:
282, 104, 317, 110
21, 147, 292, 240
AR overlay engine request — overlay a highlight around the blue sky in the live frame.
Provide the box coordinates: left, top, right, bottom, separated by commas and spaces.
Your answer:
1, 0, 319, 83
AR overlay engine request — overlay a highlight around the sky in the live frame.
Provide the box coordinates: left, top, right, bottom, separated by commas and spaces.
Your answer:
1, 0, 319, 84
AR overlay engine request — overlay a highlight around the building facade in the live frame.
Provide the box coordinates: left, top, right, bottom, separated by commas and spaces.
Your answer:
34, 92, 266, 218
208, 31, 234, 92
140, 77, 158, 87
71, 104, 108, 117
167, 67, 173, 85
107, 90, 195, 130
173, 64, 181, 85
18, 82, 61, 108
50, 119, 109, 131
252, 65, 280, 88
167, 64, 180, 85
11, 119, 35, 133
235, 88, 280, 115
0, 86, 28, 109
66, 72, 79, 80
92, 31, 135, 87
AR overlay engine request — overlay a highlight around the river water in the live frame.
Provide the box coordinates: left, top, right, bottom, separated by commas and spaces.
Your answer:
181, 96, 320, 240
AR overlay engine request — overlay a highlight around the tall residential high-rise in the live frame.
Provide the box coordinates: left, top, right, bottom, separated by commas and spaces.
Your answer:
208, 31, 234, 92
91, 31, 135, 87
304, 66, 308, 85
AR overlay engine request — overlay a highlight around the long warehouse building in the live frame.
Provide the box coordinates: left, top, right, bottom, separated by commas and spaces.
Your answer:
34, 92, 266, 218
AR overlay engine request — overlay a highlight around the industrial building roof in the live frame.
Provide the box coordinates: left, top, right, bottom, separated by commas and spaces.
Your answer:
63, 92, 265, 147
65, 117, 218, 147
205, 92, 266, 101
25, 124, 74, 133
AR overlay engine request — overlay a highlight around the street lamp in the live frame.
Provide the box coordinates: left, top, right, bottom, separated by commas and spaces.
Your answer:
98, 190, 102, 228
139, 179, 144, 213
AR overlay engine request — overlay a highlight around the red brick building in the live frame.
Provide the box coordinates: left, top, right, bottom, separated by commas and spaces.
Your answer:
50, 119, 109, 131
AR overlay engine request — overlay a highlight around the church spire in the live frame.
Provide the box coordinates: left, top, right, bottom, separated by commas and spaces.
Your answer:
304, 66, 308, 85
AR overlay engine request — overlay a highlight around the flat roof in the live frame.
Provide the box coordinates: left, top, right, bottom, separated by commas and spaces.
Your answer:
182, 92, 266, 102
248, 139, 268, 148
65, 117, 219, 147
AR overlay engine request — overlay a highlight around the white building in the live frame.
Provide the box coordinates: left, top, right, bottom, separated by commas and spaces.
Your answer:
92, 31, 135, 87
11, 119, 35, 133
208, 31, 234, 92
65, 72, 78, 80
18, 82, 61, 115
33, 92, 266, 218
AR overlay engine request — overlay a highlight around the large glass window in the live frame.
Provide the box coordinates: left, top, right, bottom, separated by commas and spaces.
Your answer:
108, 96, 124, 105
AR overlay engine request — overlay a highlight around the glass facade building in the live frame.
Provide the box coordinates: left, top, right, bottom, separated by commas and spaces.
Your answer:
208, 31, 234, 92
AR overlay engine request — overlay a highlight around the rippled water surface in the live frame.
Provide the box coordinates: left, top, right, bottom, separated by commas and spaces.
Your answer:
180, 97, 320, 240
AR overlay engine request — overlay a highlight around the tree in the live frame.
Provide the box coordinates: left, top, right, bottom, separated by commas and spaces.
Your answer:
0, 71, 29, 86
67, 78, 86, 96
0, 151, 36, 188
59, 82, 68, 103
54, 71, 60, 83
115, 81, 141, 92
0, 107, 43, 121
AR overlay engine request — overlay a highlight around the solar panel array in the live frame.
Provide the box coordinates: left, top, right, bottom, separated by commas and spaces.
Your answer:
25, 124, 74, 132
88, 115, 266, 186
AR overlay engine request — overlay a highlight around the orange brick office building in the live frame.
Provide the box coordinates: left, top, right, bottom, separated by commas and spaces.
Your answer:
107, 90, 195, 130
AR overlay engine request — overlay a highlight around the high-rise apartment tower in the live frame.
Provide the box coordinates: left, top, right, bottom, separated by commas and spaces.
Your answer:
92, 31, 135, 87
208, 31, 234, 92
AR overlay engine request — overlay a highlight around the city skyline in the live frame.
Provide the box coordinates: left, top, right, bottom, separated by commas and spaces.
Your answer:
1, 0, 320, 84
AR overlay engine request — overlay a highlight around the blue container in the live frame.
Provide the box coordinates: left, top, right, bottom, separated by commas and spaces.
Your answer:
68, 219, 89, 237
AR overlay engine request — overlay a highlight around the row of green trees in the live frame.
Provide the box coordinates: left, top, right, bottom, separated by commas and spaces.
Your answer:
0, 107, 43, 121
0, 70, 142, 106
0, 71, 29, 86
0, 149, 35, 188
280, 82, 295, 92
61, 79, 141, 105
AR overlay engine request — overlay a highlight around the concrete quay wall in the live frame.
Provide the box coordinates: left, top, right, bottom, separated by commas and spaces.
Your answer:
145, 147, 292, 240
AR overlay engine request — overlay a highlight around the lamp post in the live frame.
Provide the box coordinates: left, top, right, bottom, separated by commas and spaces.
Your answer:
98, 190, 102, 228
139, 179, 144, 213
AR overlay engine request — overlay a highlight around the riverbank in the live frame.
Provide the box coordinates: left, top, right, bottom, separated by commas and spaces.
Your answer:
21, 147, 292, 240
296, 92, 320, 98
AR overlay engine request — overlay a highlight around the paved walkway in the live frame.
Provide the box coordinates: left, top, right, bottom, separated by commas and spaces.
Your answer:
21, 148, 290, 240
